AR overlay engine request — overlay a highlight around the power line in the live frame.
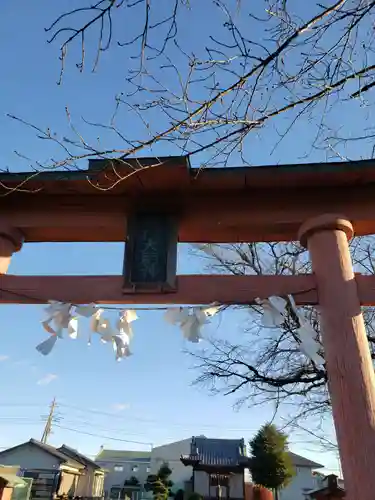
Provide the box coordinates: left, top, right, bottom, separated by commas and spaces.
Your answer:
47, 417, 225, 448
58, 403, 258, 432
47, 415, 194, 444
53, 424, 153, 447
0, 422, 45, 426
0, 404, 49, 408
53, 418, 154, 438
0, 404, 256, 444
0, 401, 259, 441
54, 415, 252, 441
0, 417, 46, 421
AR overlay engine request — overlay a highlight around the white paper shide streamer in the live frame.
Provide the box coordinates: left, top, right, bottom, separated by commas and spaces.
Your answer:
255, 296, 287, 327
113, 309, 138, 361
164, 304, 220, 343
37, 300, 219, 360
36, 294, 322, 365
37, 301, 138, 361
296, 321, 325, 367
255, 295, 325, 368
36, 301, 77, 356
42, 301, 76, 338
287, 294, 325, 367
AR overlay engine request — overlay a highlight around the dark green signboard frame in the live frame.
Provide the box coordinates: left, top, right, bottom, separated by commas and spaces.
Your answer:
123, 213, 178, 291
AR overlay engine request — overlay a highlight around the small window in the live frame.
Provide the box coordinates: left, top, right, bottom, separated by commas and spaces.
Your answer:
132, 466, 139, 472
146, 467, 151, 473
114, 466, 124, 472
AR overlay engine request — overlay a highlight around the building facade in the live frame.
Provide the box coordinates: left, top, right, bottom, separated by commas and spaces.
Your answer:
150, 438, 192, 493
0, 439, 105, 500
58, 444, 105, 498
152, 437, 324, 500
180, 436, 250, 500
278, 452, 324, 500
95, 449, 151, 499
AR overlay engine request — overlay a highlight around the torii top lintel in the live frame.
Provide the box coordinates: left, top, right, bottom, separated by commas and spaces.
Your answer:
2, 155, 375, 243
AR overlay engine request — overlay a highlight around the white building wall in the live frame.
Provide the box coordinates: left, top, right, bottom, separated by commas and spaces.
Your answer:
194, 471, 209, 497
151, 439, 192, 491
229, 473, 243, 498
96, 459, 150, 493
0, 444, 61, 470
279, 467, 321, 500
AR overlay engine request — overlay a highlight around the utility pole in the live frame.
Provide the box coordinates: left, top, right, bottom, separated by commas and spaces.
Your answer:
41, 398, 56, 444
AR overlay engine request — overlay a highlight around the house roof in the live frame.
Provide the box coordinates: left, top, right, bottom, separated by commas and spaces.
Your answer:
179, 437, 323, 470
95, 449, 151, 462
29, 440, 85, 469
183, 437, 249, 467
58, 445, 103, 470
288, 452, 324, 469
29, 439, 73, 462
307, 474, 345, 496
0, 440, 84, 470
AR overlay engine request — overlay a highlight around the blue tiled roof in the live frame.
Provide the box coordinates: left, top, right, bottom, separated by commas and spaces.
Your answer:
187, 437, 248, 466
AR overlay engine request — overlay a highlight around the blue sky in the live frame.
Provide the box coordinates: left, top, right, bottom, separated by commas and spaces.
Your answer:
0, 0, 361, 473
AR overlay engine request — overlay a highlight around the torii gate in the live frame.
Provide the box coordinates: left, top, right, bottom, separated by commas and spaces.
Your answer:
1, 156, 375, 499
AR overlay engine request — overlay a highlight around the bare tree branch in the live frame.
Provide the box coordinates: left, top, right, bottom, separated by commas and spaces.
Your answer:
189, 239, 375, 428
6, 0, 375, 182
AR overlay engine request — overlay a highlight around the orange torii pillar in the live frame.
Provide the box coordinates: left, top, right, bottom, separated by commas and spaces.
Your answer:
299, 214, 375, 500
0, 222, 23, 274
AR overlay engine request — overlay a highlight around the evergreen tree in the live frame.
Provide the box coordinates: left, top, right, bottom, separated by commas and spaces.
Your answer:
124, 476, 140, 486
187, 494, 202, 500
174, 489, 184, 500
249, 424, 295, 500
145, 463, 173, 500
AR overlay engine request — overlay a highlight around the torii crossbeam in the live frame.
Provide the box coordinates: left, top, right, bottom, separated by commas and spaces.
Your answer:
2, 156, 375, 500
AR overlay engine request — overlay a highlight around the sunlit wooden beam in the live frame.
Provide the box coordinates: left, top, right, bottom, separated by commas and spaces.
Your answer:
0, 274, 317, 305
3, 159, 375, 243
